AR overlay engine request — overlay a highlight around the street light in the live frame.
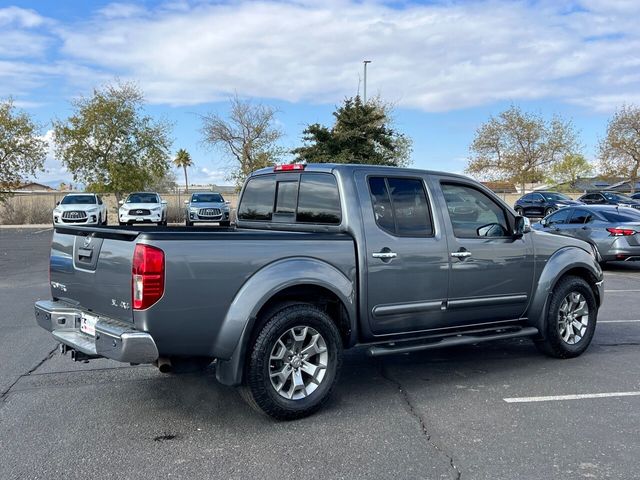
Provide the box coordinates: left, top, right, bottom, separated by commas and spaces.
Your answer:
363, 60, 372, 103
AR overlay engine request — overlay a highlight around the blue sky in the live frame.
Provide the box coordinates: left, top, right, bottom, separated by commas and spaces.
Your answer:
2, 0, 639, 186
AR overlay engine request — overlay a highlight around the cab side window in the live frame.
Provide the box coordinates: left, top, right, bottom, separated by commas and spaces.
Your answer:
368, 177, 433, 236
546, 209, 571, 225
441, 183, 509, 238
568, 209, 592, 224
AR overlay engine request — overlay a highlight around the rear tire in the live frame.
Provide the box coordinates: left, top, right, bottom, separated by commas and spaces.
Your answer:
535, 275, 597, 358
239, 303, 343, 420
544, 207, 555, 217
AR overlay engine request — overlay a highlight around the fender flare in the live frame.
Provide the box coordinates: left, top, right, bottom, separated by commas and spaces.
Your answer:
214, 257, 355, 386
527, 246, 602, 335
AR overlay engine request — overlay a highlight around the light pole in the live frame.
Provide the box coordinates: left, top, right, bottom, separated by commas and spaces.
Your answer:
363, 60, 371, 103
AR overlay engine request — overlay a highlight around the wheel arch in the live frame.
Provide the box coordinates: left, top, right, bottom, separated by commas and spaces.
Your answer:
527, 246, 603, 337
214, 257, 356, 386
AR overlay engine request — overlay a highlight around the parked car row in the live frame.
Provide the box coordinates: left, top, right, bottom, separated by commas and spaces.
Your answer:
53, 191, 231, 227
514, 190, 640, 219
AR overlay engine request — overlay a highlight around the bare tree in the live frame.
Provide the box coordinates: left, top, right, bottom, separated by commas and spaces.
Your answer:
201, 95, 284, 188
598, 105, 640, 193
466, 105, 580, 192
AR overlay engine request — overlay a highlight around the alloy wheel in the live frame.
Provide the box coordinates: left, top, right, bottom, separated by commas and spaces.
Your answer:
558, 292, 589, 345
269, 326, 328, 400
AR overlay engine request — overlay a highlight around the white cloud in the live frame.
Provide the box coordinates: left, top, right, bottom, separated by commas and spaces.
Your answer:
48, 0, 639, 112
2, 1, 640, 114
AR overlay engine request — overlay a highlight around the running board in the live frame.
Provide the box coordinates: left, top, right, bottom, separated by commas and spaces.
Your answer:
367, 326, 539, 357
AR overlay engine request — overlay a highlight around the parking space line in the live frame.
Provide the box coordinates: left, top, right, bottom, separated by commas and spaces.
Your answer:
604, 289, 640, 293
599, 319, 640, 323
32, 228, 52, 234
504, 392, 640, 403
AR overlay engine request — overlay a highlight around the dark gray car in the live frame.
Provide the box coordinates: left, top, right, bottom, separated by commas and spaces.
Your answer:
35, 164, 604, 419
533, 205, 640, 263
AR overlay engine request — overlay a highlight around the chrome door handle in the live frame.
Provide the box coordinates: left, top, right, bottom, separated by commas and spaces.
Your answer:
372, 251, 397, 259
450, 251, 472, 258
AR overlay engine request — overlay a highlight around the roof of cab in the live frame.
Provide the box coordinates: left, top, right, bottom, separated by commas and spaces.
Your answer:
250, 163, 471, 181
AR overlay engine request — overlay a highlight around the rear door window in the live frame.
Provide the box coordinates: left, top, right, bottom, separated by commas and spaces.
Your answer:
368, 177, 433, 236
569, 209, 593, 224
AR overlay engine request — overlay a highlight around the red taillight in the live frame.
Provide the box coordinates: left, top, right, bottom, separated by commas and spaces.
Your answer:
607, 227, 636, 236
132, 244, 165, 310
274, 164, 305, 172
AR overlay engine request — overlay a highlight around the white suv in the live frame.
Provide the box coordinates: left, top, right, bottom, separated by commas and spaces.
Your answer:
118, 192, 167, 226
53, 193, 108, 226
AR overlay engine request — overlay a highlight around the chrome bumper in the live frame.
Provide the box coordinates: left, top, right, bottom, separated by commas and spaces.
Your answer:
34, 300, 158, 364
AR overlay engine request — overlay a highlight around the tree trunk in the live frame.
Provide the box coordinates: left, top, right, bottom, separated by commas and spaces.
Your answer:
631, 162, 639, 194
183, 165, 189, 194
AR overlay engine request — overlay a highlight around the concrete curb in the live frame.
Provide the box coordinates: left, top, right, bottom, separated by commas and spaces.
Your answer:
0, 224, 52, 229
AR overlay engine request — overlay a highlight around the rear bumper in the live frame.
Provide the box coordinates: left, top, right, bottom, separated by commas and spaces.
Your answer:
34, 300, 158, 364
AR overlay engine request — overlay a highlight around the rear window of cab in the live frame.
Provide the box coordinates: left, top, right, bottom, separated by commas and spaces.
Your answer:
238, 173, 341, 225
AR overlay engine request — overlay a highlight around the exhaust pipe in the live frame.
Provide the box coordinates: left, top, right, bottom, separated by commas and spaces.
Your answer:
156, 357, 172, 373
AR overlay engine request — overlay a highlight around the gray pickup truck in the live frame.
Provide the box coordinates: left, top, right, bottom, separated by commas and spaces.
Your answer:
35, 164, 604, 419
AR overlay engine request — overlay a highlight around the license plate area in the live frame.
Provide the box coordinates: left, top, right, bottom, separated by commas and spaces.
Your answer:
80, 312, 99, 336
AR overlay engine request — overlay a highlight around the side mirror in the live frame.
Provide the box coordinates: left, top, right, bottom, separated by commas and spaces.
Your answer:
514, 215, 531, 238
56, 201, 60, 206
540, 218, 547, 226
225, 201, 230, 205
161, 200, 167, 205
118, 200, 124, 205
183, 200, 189, 205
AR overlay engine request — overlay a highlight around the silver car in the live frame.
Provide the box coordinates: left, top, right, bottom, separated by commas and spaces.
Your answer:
533, 205, 640, 264
184, 192, 231, 226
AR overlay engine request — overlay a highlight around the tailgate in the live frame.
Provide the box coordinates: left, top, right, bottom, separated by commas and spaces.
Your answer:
50, 226, 139, 322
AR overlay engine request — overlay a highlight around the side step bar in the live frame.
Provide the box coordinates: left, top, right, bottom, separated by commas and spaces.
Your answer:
367, 326, 539, 357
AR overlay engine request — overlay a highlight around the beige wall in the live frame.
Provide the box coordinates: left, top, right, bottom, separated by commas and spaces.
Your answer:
0, 192, 240, 225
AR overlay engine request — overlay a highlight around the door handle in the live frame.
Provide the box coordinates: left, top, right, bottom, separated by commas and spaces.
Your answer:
450, 251, 472, 258
372, 251, 397, 259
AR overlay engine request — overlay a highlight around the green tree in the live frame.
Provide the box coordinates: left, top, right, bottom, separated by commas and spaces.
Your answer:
292, 96, 412, 166
201, 95, 284, 188
547, 153, 592, 187
53, 81, 173, 199
466, 105, 580, 192
598, 104, 640, 193
173, 148, 193, 193
0, 99, 46, 201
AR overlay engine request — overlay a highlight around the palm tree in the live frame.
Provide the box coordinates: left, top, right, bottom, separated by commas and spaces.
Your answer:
173, 149, 193, 193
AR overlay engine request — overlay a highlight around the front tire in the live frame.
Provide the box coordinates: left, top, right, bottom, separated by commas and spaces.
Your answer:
535, 275, 597, 358
240, 303, 343, 420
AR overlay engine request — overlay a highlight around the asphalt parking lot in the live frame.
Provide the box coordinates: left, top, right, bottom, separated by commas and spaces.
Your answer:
1, 227, 639, 480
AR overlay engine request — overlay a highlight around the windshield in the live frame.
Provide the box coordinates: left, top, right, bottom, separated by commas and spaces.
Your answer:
542, 192, 572, 201
603, 193, 635, 203
60, 195, 96, 205
126, 193, 159, 203
192, 193, 224, 203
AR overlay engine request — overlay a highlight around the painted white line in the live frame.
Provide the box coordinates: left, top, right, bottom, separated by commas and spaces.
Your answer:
32, 228, 52, 234
504, 391, 640, 403
599, 319, 640, 323
604, 289, 640, 293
